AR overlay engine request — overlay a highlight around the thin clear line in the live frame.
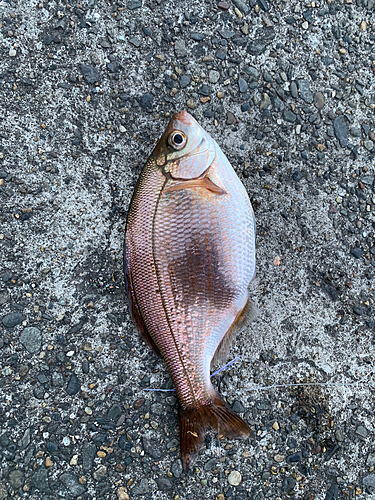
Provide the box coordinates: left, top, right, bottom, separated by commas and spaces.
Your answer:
143, 355, 242, 392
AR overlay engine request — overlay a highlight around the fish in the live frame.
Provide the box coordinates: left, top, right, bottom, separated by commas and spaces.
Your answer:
124, 110, 256, 470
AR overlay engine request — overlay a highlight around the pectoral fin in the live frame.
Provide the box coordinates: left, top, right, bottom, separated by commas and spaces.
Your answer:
165, 177, 227, 195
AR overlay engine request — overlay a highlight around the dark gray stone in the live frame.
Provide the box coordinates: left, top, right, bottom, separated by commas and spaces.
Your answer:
33, 385, 45, 399
140, 94, 153, 110
18, 428, 31, 449
37, 373, 48, 384
132, 478, 156, 496
263, 71, 273, 83
238, 78, 248, 93
287, 436, 297, 448
180, 75, 191, 88
292, 169, 304, 182
273, 96, 285, 111
66, 373, 80, 395
321, 56, 334, 66
107, 403, 122, 421
298, 79, 313, 103
364, 474, 375, 488
246, 31, 274, 56
325, 483, 338, 500
290, 81, 298, 98
127, 0, 141, 9
282, 476, 296, 493
2, 312, 23, 328
198, 84, 211, 96
314, 91, 325, 109
82, 443, 96, 471
360, 175, 374, 186
233, 0, 249, 14
155, 476, 173, 490
226, 111, 236, 125
283, 110, 297, 123
244, 66, 259, 81
190, 33, 204, 41
356, 425, 368, 438
258, 0, 269, 11
0, 433, 10, 447
59, 473, 86, 497
32, 468, 50, 492
351, 247, 362, 259
81, 65, 99, 84
204, 457, 217, 471
231, 400, 245, 413
9, 470, 24, 489
129, 37, 141, 48
334, 116, 349, 147
366, 451, 375, 466
303, 8, 313, 21
20, 327, 41, 354
142, 437, 162, 459
171, 459, 183, 478
286, 452, 302, 462
174, 39, 187, 58
166, 438, 179, 449
220, 29, 235, 39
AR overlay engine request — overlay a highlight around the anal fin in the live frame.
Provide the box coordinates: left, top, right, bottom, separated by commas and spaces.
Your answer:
211, 295, 258, 369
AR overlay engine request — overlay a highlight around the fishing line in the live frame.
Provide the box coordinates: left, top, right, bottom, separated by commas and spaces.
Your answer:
143, 355, 373, 393
143, 355, 241, 392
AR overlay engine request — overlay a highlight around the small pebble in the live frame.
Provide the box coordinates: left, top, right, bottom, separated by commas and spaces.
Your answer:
228, 470, 242, 486
62, 436, 71, 446
117, 487, 130, 500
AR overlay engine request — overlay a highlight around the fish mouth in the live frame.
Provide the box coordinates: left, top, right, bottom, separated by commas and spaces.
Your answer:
172, 110, 198, 126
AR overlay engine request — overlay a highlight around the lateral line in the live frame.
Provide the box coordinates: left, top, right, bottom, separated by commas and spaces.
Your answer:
151, 177, 198, 406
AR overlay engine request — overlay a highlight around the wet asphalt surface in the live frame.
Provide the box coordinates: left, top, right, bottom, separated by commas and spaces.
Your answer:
1, 0, 375, 498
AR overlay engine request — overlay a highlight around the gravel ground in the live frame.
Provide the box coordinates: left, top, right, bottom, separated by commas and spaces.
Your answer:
1, 0, 375, 498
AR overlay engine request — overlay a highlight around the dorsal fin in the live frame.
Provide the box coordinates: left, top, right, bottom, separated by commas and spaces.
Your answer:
211, 296, 258, 369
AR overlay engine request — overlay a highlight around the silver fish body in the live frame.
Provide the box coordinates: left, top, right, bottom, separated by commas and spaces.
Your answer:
125, 111, 256, 469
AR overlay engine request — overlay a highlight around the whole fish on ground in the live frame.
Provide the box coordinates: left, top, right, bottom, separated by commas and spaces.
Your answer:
124, 110, 256, 470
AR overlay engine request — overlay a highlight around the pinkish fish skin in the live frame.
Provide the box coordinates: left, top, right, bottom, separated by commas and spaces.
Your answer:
124, 110, 256, 470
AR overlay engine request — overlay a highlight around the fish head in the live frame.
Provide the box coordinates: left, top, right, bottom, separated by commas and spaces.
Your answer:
151, 110, 216, 180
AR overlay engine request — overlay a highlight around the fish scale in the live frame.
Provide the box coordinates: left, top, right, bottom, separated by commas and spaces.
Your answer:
124, 111, 256, 470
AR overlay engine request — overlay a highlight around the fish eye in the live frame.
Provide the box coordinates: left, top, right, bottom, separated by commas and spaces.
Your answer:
168, 131, 187, 150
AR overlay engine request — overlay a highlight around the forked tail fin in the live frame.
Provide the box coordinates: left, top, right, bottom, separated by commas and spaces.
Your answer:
179, 392, 253, 471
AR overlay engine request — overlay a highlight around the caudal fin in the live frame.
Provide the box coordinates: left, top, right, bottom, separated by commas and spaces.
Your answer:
179, 393, 253, 471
